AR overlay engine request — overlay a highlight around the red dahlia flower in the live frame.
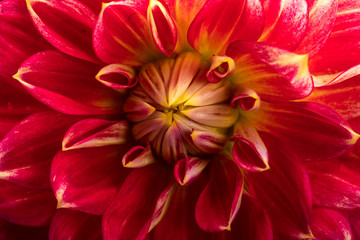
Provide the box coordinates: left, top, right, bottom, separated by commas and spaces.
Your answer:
1, 0, 360, 239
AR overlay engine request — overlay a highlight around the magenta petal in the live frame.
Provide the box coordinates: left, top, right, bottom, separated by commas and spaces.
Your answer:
259, 0, 308, 50
63, 119, 130, 150
102, 164, 172, 240
49, 209, 102, 240
0, 219, 49, 240
227, 41, 313, 101
51, 146, 130, 215
0, 180, 56, 226
310, 208, 352, 240
14, 50, 123, 115
195, 155, 243, 232
27, 0, 99, 62
0, 111, 77, 189
246, 133, 312, 238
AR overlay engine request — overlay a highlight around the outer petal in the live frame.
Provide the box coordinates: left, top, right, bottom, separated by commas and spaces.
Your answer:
0, 219, 48, 240
227, 41, 313, 101
93, 0, 161, 66
295, 0, 338, 56
259, 0, 308, 50
195, 155, 244, 232
102, 164, 172, 240
246, 133, 312, 238
248, 102, 359, 160
0, 0, 51, 87
51, 146, 130, 215
62, 119, 130, 150
14, 50, 123, 115
26, 0, 99, 62
49, 209, 102, 240
309, 0, 360, 75
0, 111, 78, 189
0, 180, 56, 226
310, 208, 352, 240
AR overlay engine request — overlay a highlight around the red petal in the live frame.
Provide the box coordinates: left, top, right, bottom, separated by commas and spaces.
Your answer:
295, 0, 338, 56
206, 56, 235, 83
122, 144, 156, 168
309, 0, 360, 75
0, 180, 56, 226
102, 164, 172, 240
0, 111, 77, 189
249, 102, 359, 160
14, 50, 123, 115
51, 146, 130, 215
0, 0, 51, 87
27, 0, 99, 62
174, 155, 209, 186
195, 155, 244, 232
49, 209, 102, 240
93, 0, 161, 66
188, 0, 245, 56
96, 64, 138, 91
230, 88, 261, 111
147, 0, 177, 56
310, 208, 352, 240
259, 0, 308, 50
246, 133, 312, 238
232, 121, 269, 172
227, 41, 313, 101
0, 219, 49, 240
63, 119, 130, 150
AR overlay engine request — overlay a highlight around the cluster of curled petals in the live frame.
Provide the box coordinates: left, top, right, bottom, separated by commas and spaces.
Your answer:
1, 0, 360, 239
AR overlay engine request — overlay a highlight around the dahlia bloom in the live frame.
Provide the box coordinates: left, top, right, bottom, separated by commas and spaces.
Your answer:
1, 0, 360, 239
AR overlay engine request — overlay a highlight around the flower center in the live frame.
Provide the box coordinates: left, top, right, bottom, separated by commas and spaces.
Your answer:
124, 52, 239, 163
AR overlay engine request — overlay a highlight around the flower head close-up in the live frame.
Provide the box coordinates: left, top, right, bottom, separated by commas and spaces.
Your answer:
1, 0, 360, 239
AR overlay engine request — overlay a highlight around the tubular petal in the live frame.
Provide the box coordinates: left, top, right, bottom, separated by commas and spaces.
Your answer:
310, 208, 352, 240
0, 180, 56, 226
259, 0, 308, 50
232, 121, 269, 172
93, 0, 161, 66
249, 102, 359, 160
49, 209, 102, 240
147, 0, 177, 56
174, 155, 209, 186
246, 133, 312, 238
195, 155, 244, 232
227, 41, 313, 101
63, 119, 130, 150
51, 146, 130, 215
0, 111, 77, 190
95, 64, 138, 92
102, 164, 172, 240
230, 88, 261, 111
26, 0, 99, 62
122, 144, 156, 168
206, 56, 235, 83
14, 50, 123, 115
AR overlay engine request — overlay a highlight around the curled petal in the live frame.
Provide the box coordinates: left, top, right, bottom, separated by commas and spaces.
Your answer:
191, 130, 227, 154
0, 111, 77, 189
310, 208, 352, 240
227, 41, 313, 101
96, 64, 138, 92
195, 155, 244, 231
182, 104, 238, 128
249, 102, 359, 160
102, 164, 173, 240
147, 0, 177, 56
0, 180, 56, 226
51, 146, 130, 215
231, 88, 261, 111
232, 121, 269, 172
93, 1, 160, 66
122, 144, 156, 168
14, 50, 123, 115
26, 0, 98, 62
259, 0, 308, 50
49, 209, 102, 240
206, 56, 235, 83
63, 119, 129, 151
174, 155, 209, 186
124, 96, 156, 122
